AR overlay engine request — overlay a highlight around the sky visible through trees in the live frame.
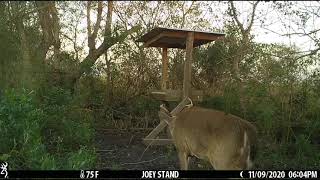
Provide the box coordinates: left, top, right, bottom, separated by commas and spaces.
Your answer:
59, 2, 319, 57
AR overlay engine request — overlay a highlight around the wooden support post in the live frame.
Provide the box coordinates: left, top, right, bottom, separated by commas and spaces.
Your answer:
183, 32, 194, 98
161, 48, 168, 90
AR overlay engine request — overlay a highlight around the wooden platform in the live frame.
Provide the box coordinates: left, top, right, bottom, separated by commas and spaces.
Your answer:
151, 89, 203, 102
138, 27, 225, 146
136, 27, 225, 49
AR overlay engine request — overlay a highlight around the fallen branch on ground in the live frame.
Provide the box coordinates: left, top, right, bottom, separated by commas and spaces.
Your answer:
120, 155, 165, 166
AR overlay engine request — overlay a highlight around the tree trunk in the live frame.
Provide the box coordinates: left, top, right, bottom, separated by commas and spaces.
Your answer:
12, 2, 33, 88
229, 1, 259, 119
35, 1, 61, 61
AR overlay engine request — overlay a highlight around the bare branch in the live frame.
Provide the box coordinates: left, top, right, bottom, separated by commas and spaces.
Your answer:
246, 1, 259, 33
79, 25, 140, 76
295, 47, 320, 60
120, 156, 165, 166
150, 1, 162, 28
86, 1, 103, 51
261, 27, 285, 36
86, 1, 93, 50
230, 1, 245, 35
282, 28, 320, 36
92, 1, 103, 42
61, 32, 78, 59
48, 2, 61, 54
9, 4, 50, 21
104, 1, 113, 39
134, 3, 150, 28
86, 1, 91, 37
113, 4, 128, 30
181, 1, 195, 28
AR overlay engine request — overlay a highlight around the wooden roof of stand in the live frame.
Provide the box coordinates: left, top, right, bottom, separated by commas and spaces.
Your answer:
136, 27, 225, 49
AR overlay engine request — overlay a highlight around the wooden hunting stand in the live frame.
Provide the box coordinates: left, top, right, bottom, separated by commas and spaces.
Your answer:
136, 27, 225, 146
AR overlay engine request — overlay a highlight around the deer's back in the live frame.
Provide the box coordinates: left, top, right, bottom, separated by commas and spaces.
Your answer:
172, 106, 257, 161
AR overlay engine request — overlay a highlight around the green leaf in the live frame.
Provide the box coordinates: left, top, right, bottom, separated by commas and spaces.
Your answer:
0, 154, 10, 161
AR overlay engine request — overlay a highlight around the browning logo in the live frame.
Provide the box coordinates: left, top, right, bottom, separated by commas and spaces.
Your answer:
0, 162, 8, 178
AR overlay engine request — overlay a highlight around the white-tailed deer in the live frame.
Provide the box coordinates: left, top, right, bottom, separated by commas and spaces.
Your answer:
159, 98, 257, 170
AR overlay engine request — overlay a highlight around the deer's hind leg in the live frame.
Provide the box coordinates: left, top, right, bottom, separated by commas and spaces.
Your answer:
178, 151, 190, 170
207, 148, 241, 170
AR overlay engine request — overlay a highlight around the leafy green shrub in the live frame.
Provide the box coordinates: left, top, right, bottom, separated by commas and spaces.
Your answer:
256, 134, 319, 169
127, 96, 159, 118
0, 89, 55, 169
65, 146, 96, 169
200, 96, 225, 111
199, 83, 241, 116
39, 86, 96, 168
248, 99, 277, 136
0, 88, 96, 170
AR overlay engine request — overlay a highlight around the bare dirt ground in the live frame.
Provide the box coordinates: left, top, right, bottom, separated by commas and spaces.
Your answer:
95, 129, 210, 170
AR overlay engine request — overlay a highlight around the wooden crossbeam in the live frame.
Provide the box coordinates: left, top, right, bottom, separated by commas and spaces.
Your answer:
143, 120, 167, 140
171, 97, 192, 116
143, 97, 192, 146
144, 31, 186, 47
144, 33, 164, 47
194, 32, 224, 41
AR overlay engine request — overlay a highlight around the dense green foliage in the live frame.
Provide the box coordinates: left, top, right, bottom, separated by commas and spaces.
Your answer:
0, 88, 96, 170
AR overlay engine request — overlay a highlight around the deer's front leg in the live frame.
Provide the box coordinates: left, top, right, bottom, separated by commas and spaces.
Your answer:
178, 151, 189, 170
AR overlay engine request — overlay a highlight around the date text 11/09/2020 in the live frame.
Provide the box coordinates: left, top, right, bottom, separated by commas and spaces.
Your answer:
248, 170, 318, 179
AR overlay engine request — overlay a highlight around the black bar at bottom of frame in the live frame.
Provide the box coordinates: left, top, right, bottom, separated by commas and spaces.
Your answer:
3, 170, 319, 179
3, 170, 244, 179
